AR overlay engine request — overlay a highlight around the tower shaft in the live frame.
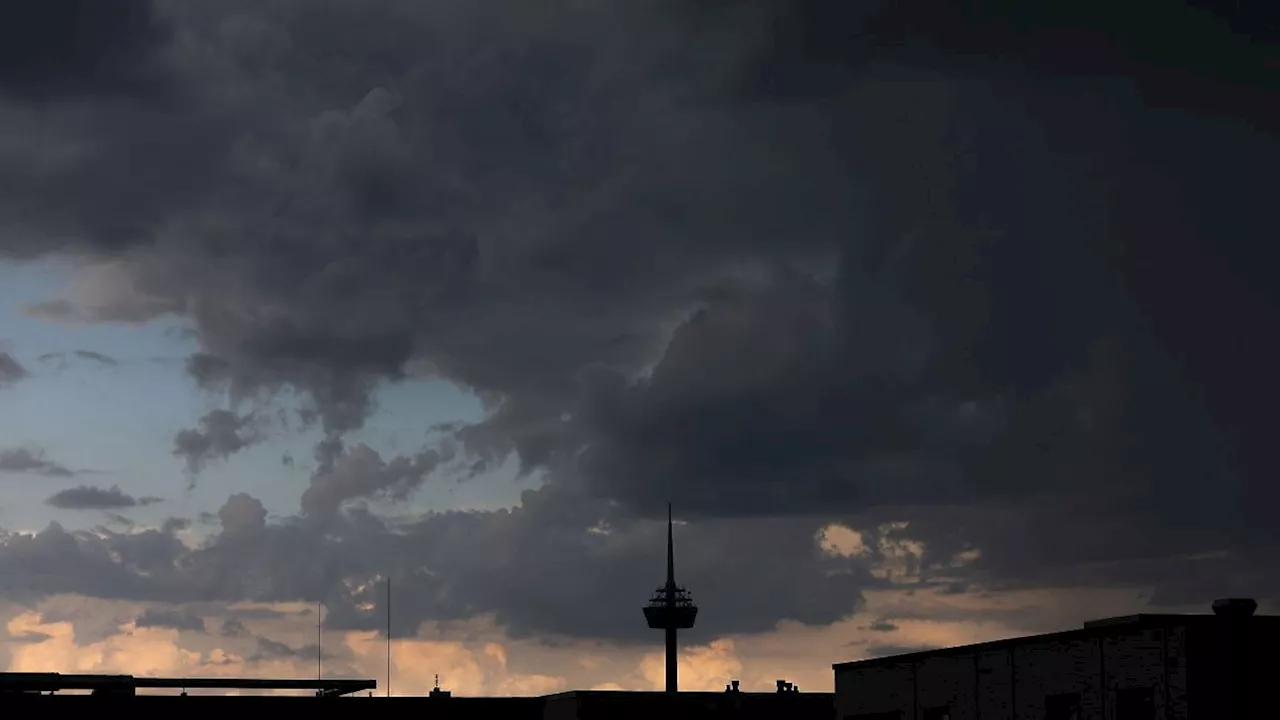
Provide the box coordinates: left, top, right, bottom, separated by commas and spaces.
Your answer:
665, 626, 678, 694
665, 502, 676, 693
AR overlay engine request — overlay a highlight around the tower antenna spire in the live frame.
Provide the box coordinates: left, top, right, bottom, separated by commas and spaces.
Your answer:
644, 501, 697, 693
386, 576, 392, 698
666, 501, 675, 590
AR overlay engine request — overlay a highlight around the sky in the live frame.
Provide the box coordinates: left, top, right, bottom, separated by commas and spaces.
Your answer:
0, 0, 1277, 696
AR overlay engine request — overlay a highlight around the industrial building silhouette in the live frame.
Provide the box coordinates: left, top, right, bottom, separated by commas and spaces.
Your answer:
833, 597, 1273, 719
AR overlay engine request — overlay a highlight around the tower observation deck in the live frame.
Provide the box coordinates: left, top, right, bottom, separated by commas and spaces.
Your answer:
642, 503, 697, 693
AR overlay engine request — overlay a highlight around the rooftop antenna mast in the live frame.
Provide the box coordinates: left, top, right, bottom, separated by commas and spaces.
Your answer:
386, 576, 392, 698
317, 600, 322, 684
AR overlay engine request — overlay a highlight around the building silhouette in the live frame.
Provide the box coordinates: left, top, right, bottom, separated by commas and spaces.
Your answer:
833, 598, 1275, 720
642, 502, 698, 694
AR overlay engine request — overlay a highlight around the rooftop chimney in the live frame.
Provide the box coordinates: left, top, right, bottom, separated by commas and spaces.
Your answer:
1212, 598, 1258, 618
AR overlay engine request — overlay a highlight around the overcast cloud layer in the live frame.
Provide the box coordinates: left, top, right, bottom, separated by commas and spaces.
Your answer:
0, 0, 1277, 647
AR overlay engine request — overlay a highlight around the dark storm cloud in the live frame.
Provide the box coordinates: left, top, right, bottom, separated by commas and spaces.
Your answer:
0, 0, 171, 100
45, 485, 158, 510
172, 409, 265, 474
300, 442, 451, 517
0, 353, 27, 386
0, 487, 872, 642
135, 606, 205, 632
0, 447, 75, 478
0, 0, 1276, 637
0, 523, 186, 603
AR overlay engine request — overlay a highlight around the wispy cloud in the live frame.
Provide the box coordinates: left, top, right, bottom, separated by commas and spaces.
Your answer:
0, 447, 76, 478
36, 350, 119, 369
135, 607, 205, 632
45, 485, 160, 510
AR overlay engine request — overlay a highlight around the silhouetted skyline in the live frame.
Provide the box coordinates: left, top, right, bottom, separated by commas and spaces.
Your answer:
0, 0, 1276, 696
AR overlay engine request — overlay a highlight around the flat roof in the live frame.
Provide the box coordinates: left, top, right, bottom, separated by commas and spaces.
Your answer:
832, 613, 1280, 670
0, 672, 376, 696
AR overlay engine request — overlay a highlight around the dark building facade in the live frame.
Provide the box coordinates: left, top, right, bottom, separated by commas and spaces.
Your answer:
833, 599, 1278, 720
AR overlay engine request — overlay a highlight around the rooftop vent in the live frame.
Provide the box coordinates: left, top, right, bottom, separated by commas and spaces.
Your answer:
1212, 598, 1258, 618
